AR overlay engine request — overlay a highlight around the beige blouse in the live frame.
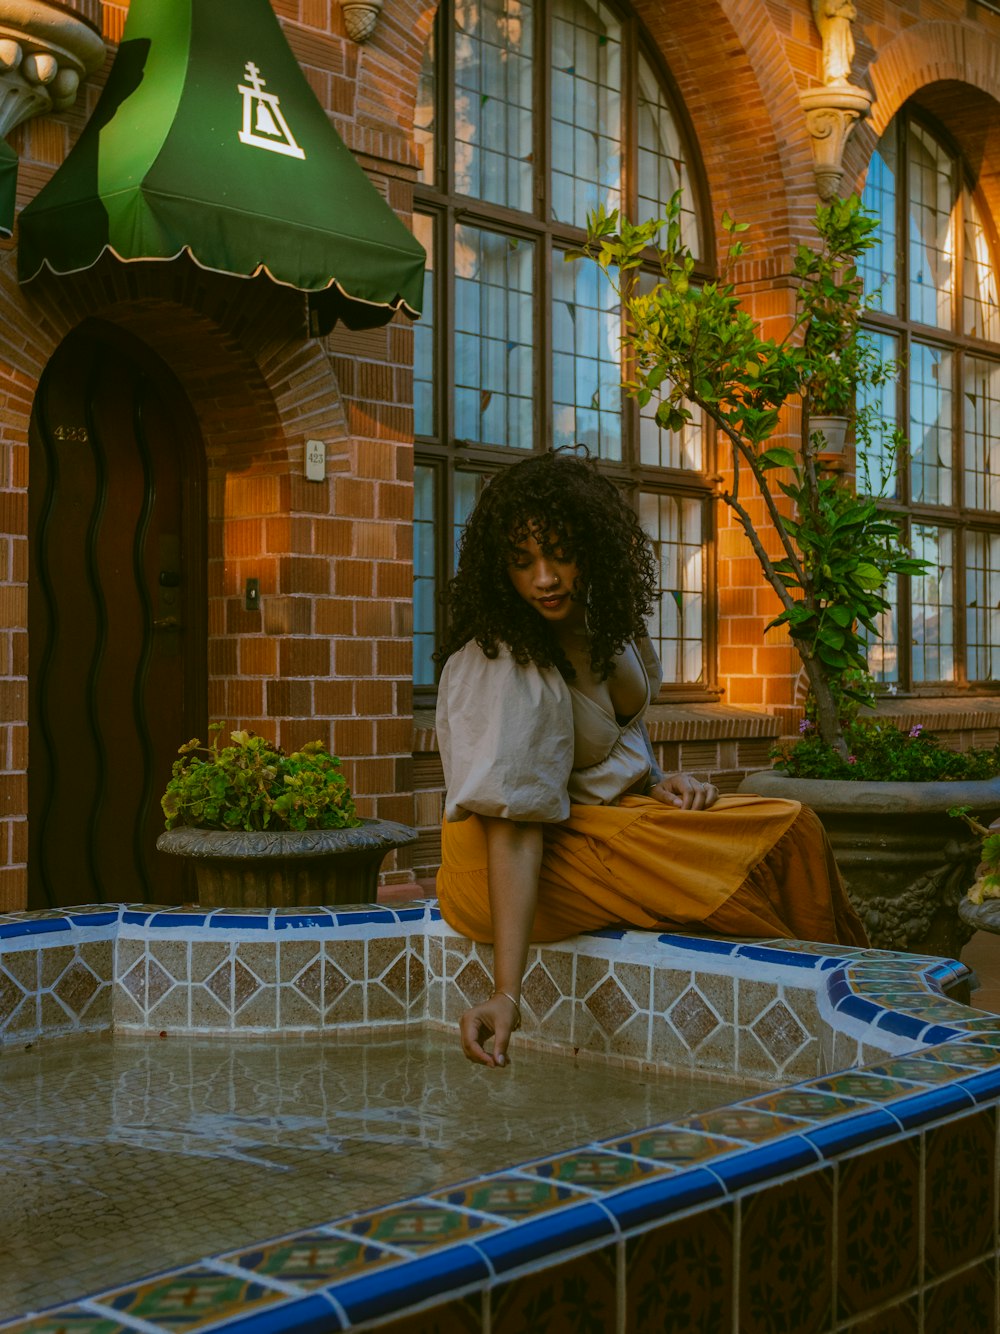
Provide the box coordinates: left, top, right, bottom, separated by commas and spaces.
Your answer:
437, 637, 662, 823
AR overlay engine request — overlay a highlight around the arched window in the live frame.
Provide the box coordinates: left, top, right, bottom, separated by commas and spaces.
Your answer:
412, 1, 711, 696
860, 109, 1000, 689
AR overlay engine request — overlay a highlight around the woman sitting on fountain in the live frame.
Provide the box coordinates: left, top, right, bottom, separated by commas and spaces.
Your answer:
435, 450, 867, 1068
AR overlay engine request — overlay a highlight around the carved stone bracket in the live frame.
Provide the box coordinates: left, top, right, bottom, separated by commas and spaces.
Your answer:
0, 0, 104, 139
339, 0, 384, 44
800, 84, 873, 201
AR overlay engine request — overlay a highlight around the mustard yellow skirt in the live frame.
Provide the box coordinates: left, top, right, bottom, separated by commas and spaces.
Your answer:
436, 794, 868, 948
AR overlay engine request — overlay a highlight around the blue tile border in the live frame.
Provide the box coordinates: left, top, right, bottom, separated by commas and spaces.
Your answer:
2, 903, 1000, 1333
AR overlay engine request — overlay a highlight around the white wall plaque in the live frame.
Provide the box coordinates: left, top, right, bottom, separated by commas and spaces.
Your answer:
305, 438, 326, 482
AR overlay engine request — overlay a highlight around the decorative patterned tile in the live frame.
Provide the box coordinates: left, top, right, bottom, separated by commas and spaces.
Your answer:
837, 1137, 920, 1318
343, 1202, 498, 1250
626, 1201, 733, 1333
100, 1265, 290, 1325
739, 1168, 834, 1334
867, 1056, 972, 1083
0, 1313, 135, 1334
523, 1149, 668, 1192
749, 999, 810, 1066
681, 1108, 810, 1142
430, 1175, 590, 1219
924, 1108, 995, 1278
223, 1231, 395, 1288
923, 1259, 996, 1332
490, 1243, 617, 1334
739, 1089, 865, 1120
586, 973, 639, 1036
603, 1127, 744, 1166
920, 1042, 1000, 1067
806, 1071, 926, 1100
668, 986, 720, 1050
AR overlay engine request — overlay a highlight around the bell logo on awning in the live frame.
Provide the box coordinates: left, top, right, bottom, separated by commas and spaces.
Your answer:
16, 0, 425, 332
238, 62, 305, 160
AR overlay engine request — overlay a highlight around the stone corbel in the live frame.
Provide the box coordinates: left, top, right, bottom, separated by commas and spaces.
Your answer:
339, 0, 384, 44
800, 85, 873, 201
0, 0, 103, 139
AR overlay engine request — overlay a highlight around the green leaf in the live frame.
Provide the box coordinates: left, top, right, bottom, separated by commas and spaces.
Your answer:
759, 447, 797, 471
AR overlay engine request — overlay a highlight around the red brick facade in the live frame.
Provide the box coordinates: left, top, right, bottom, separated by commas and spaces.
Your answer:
2, 0, 1000, 908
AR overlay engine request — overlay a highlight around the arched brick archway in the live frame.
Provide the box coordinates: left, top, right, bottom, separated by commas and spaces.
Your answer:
845, 20, 1000, 207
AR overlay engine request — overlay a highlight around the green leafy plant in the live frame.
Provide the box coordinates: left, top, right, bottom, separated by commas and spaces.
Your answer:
774, 720, 1000, 783
573, 193, 927, 760
161, 725, 360, 832
950, 805, 1000, 904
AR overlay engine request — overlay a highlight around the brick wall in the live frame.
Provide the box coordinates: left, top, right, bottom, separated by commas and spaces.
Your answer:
3, 0, 1000, 907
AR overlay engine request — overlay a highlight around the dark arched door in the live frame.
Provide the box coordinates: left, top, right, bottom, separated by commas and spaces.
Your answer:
29, 321, 207, 908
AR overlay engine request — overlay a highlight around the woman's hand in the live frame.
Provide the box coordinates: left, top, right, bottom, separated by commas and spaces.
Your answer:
459, 991, 521, 1068
648, 771, 719, 810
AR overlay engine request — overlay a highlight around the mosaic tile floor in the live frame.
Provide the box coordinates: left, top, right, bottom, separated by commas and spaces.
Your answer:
0, 1030, 763, 1318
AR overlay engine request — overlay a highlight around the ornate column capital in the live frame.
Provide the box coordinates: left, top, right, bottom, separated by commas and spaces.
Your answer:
800, 84, 873, 201
0, 0, 104, 138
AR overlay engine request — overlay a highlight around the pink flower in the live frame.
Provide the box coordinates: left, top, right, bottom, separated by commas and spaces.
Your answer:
847, 755, 857, 764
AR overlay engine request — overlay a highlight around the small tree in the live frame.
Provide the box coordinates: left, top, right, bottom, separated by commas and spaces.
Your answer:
573, 193, 926, 759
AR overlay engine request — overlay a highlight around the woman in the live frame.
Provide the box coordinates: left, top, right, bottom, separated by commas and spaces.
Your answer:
435, 451, 866, 1068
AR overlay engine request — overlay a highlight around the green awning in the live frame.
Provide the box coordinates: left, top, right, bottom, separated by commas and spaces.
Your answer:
0, 139, 16, 240
16, 0, 424, 332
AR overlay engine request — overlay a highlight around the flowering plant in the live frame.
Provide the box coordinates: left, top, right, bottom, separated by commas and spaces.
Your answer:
773, 719, 1000, 783
161, 725, 360, 832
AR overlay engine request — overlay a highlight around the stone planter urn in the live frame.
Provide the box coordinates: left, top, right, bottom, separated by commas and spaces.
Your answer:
156, 818, 418, 909
738, 771, 1000, 958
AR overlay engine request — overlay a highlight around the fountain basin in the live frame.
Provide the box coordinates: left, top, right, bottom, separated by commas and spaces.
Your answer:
0, 902, 997, 1330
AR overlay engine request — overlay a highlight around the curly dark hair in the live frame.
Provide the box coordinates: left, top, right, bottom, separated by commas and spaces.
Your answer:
437, 450, 659, 680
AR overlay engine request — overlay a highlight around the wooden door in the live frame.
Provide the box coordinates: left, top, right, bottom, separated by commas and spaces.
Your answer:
28, 322, 206, 908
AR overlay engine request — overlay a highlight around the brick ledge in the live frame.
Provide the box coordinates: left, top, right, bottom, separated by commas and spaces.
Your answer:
414, 702, 781, 753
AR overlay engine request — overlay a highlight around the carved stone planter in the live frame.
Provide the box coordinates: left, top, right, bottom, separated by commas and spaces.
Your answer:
738, 770, 1000, 958
156, 818, 418, 909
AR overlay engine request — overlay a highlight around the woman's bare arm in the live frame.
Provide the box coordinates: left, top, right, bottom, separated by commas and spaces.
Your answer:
458, 816, 542, 1068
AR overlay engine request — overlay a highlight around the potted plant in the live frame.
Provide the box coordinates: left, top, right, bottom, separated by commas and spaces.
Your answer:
952, 805, 1000, 941
156, 726, 418, 908
575, 195, 1000, 957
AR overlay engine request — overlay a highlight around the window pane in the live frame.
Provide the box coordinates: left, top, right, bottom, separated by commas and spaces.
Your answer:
552, 249, 621, 459
415, 25, 436, 187
912, 524, 955, 682
454, 225, 535, 448
414, 465, 437, 686
551, 0, 622, 227
909, 342, 953, 506
963, 187, 1000, 342
637, 52, 698, 255
966, 530, 1000, 682
856, 329, 900, 500
454, 0, 534, 212
907, 121, 955, 329
453, 471, 482, 565
864, 570, 900, 685
640, 492, 704, 685
964, 355, 1000, 511
413, 213, 435, 438
860, 135, 898, 314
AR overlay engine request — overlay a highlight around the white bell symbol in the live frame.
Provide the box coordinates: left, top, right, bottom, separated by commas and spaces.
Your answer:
255, 100, 279, 136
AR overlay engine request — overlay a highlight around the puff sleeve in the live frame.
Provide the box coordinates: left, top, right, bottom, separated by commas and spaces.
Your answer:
436, 641, 575, 823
